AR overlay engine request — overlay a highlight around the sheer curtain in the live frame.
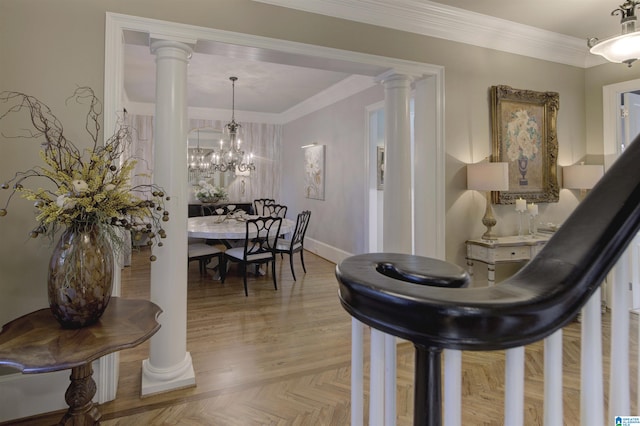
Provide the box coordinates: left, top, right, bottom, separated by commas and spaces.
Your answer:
117, 114, 154, 265
124, 115, 155, 261
128, 115, 282, 206
130, 115, 155, 191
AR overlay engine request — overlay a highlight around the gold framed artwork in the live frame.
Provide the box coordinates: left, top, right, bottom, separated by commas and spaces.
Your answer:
490, 85, 560, 204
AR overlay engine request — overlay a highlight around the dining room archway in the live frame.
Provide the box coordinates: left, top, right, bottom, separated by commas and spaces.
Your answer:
103, 11, 445, 400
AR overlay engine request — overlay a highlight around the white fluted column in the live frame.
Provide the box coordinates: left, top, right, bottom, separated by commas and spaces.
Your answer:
142, 39, 195, 396
381, 72, 413, 253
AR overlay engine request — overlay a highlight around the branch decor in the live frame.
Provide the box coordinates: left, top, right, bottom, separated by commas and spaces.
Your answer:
0, 87, 169, 259
0, 87, 170, 328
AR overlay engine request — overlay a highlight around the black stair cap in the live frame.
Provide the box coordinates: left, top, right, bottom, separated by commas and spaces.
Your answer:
336, 134, 640, 351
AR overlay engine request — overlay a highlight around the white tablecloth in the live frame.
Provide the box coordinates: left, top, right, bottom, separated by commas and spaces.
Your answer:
187, 215, 294, 240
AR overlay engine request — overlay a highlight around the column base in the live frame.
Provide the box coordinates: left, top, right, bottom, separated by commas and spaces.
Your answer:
140, 352, 196, 397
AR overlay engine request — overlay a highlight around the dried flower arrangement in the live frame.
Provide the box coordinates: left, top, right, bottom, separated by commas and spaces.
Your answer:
0, 87, 169, 261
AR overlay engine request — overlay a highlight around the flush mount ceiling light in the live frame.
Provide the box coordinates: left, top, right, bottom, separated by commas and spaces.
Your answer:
588, 0, 640, 67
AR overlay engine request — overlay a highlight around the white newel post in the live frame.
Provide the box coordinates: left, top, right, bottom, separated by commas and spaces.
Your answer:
142, 39, 196, 396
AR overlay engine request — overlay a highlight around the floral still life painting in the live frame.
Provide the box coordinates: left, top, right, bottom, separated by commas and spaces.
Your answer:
490, 85, 559, 204
505, 108, 541, 187
303, 144, 325, 200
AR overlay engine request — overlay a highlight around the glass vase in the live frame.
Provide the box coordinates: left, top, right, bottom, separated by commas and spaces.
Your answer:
518, 211, 527, 238
528, 215, 538, 237
48, 222, 114, 328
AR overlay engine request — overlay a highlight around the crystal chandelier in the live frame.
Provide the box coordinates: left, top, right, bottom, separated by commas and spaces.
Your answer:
588, 1, 640, 66
212, 77, 255, 174
188, 128, 213, 179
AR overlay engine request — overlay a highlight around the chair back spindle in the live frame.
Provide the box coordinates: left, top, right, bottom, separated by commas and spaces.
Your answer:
264, 203, 287, 219
253, 198, 275, 215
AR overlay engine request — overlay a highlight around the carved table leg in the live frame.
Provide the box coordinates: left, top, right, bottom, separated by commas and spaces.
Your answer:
58, 363, 101, 425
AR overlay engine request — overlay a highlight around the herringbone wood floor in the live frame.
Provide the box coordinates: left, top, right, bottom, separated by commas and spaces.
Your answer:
6, 248, 638, 425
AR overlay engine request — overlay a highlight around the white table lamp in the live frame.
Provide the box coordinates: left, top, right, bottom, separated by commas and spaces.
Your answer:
563, 163, 604, 199
467, 162, 509, 240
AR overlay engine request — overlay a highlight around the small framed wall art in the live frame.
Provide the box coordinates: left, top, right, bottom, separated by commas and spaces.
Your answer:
303, 144, 325, 200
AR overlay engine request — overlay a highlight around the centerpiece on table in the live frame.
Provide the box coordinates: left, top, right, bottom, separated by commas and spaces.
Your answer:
0, 88, 169, 328
195, 180, 227, 204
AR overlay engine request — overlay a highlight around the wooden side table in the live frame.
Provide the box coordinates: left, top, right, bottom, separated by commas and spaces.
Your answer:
465, 234, 551, 286
0, 297, 161, 425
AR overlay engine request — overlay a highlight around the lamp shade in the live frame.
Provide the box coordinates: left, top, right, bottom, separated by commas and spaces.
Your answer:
563, 164, 604, 190
467, 162, 509, 191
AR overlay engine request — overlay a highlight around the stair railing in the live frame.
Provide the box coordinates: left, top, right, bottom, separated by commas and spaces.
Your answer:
337, 132, 640, 426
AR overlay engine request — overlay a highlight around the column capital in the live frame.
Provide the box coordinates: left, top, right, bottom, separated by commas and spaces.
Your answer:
150, 39, 194, 60
375, 70, 414, 86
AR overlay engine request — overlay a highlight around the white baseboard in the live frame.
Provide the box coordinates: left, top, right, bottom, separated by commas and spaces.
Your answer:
304, 237, 353, 266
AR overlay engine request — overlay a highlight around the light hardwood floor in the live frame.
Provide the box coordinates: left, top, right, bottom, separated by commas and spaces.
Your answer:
6, 248, 638, 425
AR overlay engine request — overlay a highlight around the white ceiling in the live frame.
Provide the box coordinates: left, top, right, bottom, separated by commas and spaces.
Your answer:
124, 43, 352, 114
123, 0, 628, 116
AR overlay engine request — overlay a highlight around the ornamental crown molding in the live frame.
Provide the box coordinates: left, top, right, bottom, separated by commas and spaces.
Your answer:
253, 0, 604, 68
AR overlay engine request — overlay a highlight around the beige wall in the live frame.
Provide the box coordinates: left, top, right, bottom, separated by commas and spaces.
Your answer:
2, 0, 639, 325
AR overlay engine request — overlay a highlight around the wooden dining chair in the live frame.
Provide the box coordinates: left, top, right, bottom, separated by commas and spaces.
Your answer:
253, 198, 275, 215
275, 210, 311, 281
220, 217, 283, 296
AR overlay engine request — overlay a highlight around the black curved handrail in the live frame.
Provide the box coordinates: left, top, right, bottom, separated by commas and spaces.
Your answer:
337, 133, 640, 351
335, 133, 640, 425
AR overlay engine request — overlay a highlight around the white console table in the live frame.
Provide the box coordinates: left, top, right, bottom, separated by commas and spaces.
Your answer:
465, 234, 551, 286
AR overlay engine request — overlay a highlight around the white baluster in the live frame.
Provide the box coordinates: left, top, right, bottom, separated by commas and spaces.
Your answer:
385, 334, 396, 425
370, 329, 386, 426
444, 349, 462, 426
633, 235, 640, 310
610, 254, 631, 418
544, 330, 563, 426
504, 347, 525, 426
581, 291, 604, 426
351, 319, 364, 426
